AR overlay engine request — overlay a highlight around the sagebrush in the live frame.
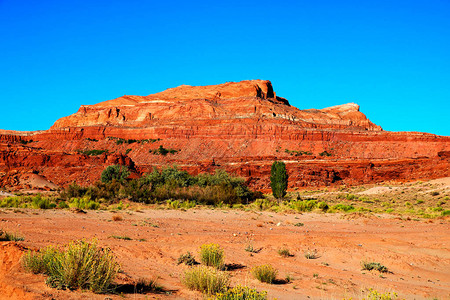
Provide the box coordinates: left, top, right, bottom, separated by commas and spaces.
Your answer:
22, 239, 119, 293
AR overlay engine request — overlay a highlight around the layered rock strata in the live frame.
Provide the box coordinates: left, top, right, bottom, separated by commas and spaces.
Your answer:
1, 80, 449, 190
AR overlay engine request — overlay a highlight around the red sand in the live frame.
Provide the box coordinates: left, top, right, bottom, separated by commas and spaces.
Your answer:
0, 208, 449, 299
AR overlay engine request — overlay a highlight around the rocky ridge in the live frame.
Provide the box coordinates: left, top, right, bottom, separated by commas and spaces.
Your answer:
1, 80, 449, 190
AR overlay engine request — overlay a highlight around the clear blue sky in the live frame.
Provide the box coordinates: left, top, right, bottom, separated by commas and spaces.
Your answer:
1, 0, 449, 135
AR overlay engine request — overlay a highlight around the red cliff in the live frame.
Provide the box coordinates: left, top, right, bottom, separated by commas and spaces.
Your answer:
1, 80, 449, 190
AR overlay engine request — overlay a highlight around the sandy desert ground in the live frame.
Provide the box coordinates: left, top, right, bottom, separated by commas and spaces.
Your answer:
1, 202, 449, 299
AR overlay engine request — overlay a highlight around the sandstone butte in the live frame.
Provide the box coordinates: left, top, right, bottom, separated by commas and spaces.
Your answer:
1, 79, 449, 191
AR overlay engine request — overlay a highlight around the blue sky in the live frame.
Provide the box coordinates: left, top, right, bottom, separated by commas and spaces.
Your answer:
1, 0, 449, 135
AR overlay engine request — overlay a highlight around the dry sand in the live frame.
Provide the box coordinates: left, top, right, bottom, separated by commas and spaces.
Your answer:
0, 208, 449, 299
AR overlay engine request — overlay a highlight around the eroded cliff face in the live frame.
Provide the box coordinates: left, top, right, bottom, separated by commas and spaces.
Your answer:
1, 80, 449, 190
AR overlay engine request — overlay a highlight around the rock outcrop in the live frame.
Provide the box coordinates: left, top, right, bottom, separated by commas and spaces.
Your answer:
1, 80, 449, 190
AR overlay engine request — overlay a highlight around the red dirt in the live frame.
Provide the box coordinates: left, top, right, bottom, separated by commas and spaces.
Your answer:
1, 80, 449, 191
0, 208, 449, 299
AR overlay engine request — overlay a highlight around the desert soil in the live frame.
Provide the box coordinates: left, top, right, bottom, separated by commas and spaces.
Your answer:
0, 207, 449, 300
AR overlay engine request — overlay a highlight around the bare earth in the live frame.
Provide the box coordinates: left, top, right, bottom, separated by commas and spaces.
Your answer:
0, 207, 449, 300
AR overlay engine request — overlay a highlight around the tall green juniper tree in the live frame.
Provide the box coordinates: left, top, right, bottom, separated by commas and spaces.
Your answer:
270, 161, 288, 199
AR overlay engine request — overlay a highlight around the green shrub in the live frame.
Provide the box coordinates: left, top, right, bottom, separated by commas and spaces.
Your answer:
361, 261, 388, 273
319, 151, 332, 157
22, 245, 59, 274
290, 200, 317, 212
101, 165, 130, 183
304, 249, 318, 259
270, 161, 288, 199
0, 196, 24, 208
277, 247, 292, 257
133, 277, 163, 293
22, 239, 119, 293
200, 243, 224, 269
110, 235, 132, 240
345, 194, 357, 200
317, 201, 329, 211
332, 204, 355, 212
360, 288, 398, 300
251, 265, 277, 284
78, 149, 108, 156
167, 200, 196, 209
60, 167, 254, 206
20, 139, 34, 144
150, 145, 178, 155
177, 252, 197, 266
250, 198, 277, 211
183, 266, 229, 294
244, 243, 259, 253
0, 229, 24, 241
212, 285, 268, 300
31, 195, 57, 209
68, 197, 100, 210
58, 201, 69, 209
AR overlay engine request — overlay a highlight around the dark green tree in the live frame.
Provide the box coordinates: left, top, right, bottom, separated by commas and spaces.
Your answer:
101, 165, 130, 183
270, 161, 288, 199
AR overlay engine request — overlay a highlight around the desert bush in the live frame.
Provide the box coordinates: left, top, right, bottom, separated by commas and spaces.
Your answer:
361, 261, 388, 273
133, 277, 162, 293
61, 181, 122, 203
58, 201, 69, 209
167, 199, 196, 209
183, 265, 229, 294
244, 239, 259, 253
304, 249, 319, 259
20, 139, 34, 144
0, 196, 24, 208
0, 229, 24, 241
345, 194, 358, 200
22, 239, 119, 293
78, 149, 108, 156
110, 235, 132, 240
150, 145, 178, 156
332, 204, 355, 212
317, 201, 329, 211
60, 183, 89, 199
270, 161, 288, 199
60, 167, 255, 206
22, 245, 59, 274
177, 252, 197, 265
121, 178, 154, 203
31, 194, 57, 209
212, 285, 268, 300
200, 243, 224, 269
361, 288, 398, 300
154, 184, 241, 206
290, 200, 317, 212
112, 214, 123, 221
277, 247, 292, 257
250, 198, 277, 211
319, 151, 332, 157
67, 197, 100, 210
101, 165, 130, 183
251, 265, 277, 284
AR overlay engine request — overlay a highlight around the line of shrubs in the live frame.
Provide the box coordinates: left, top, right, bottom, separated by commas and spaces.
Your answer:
107, 136, 161, 145
61, 166, 257, 206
